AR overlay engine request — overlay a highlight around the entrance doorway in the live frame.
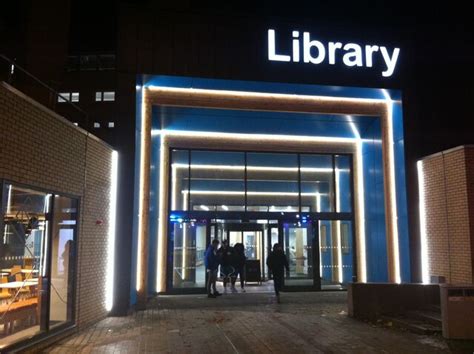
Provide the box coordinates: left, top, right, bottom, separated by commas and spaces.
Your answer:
168, 218, 353, 293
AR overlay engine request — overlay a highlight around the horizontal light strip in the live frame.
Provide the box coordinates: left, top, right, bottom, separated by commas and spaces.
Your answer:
172, 163, 349, 173
181, 190, 328, 196
146, 85, 397, 105
152, 129, 358, 144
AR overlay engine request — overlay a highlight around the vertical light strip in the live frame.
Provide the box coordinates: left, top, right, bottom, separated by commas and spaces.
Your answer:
106, 151, 118, 311
355, 141, 367, 282
156, 136, 167, 292
335, 168, 343, 283
41, 194, 51, 277
171, 165, 177, 210
382, 89, 401, 284
6, 184, 12, 215
316, 192, 322, 276
3, 185, 12, 243
136, 89, 147, 291
346, 115, 367, 283
417, 160, 430, 284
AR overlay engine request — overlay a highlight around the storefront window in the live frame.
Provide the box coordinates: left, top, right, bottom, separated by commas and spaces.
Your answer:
49, 195, 77, 328
0, 183, 77, 349
300, 154, 334, 212
247, 153, 299, 211
169, 149, 352, 214
335, 155, 352, 213
190, 151, 245, 211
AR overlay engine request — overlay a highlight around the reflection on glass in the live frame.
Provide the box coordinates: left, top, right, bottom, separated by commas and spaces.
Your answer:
172, 222, 207, 289
171, 150, 189, 211
300, 154, 334, 212
283, 224, 313, 286
190, 151, 245, 211
247, 153, 299, 209
49, 196, 77, 328
335, 155, 352, 213
319, 220, 353, 289
0, 184, 78, 349
0, 185, 48, 348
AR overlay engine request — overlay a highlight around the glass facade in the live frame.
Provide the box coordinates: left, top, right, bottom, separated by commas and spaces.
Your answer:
170, 149, 352, 214
167, 149, 355, 292
0, 183, 77, 349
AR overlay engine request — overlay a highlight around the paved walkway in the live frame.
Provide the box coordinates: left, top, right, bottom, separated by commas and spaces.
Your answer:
44, 291, 471, 353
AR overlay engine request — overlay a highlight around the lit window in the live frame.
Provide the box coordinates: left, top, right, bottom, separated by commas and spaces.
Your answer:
71, 92, 80, 102
95, 92, 102, 101
58, 92, 70, 103
108, 122, 115, 128
103, 91, 115, 101
94, 122, 101, 128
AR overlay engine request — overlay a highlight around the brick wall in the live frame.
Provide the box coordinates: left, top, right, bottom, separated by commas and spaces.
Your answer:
420, 146, 474, 283
0, 82, 114, 328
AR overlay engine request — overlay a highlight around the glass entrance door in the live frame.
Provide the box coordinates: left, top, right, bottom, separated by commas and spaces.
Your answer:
281, 222, 316, 289
317, 220, 353, 289
170, 221, 208, 291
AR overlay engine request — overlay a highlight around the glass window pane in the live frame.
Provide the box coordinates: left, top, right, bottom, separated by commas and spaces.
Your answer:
171, 150, 189, 211
103, 91, 115, 101
58, 92, 69, 103
247, 153, 298, 211
71, 93, 79, 102
171, 221, 207, 289
300, 154, 334, 212
318, 220, 353, 289
95, 92, 102, 101
1, 184, 49, 346
335, 155, 352, 213
49, 196, 77, 328
190, 151, 245, 211
283, 223, 313, 286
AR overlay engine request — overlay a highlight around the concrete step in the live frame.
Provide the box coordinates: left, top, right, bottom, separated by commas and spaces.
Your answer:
405, 310, 442, 327
380, 315, 442, 335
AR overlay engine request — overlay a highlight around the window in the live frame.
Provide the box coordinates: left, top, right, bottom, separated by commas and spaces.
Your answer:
0, 183, 78, 348
108, 122, 115, 128
95, 91, 115, 102
94, 122, 101, 128
341, 222, 350, 254
57, 92, 79, 103
170, 149, 353, 213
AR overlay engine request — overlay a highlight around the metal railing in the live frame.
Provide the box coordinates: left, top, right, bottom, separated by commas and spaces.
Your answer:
0, 54, 89, 126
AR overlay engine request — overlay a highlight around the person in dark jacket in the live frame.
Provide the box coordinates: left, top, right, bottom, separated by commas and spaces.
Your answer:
231, 243, 246, 293
266, 243, 289, 303
217, 240, 235, 293
204, 239, 221, 298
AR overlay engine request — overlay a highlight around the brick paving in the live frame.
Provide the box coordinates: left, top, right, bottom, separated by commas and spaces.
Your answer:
43, 291, 468, 353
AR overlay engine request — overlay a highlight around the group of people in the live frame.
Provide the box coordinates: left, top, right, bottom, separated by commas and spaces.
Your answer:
204, 239, 246, 298
204, 239, 289, 303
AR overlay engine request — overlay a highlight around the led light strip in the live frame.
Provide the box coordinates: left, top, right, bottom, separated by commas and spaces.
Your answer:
181, 190, 329, 196
146, 85, 394, 105
417, 161, 429, 284
136, 89, 147, 291
382, 89, 400, 284
335, 168, 343, 283
106, 151, 118, 311
143, 86, 403, 292
172, 163, 346, 173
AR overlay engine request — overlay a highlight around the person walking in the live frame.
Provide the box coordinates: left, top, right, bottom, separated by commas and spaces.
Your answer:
232, 242, 247, 293
266, 243, 289, 303
204, 239, 221, 298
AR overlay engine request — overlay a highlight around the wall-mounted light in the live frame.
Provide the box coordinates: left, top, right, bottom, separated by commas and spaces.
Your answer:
106, 151, 118, 311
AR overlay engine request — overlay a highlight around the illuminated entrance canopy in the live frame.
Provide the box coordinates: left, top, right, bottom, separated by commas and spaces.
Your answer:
268, 29, 400, 77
